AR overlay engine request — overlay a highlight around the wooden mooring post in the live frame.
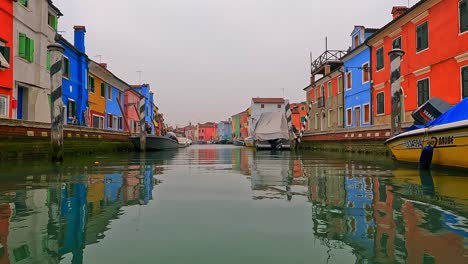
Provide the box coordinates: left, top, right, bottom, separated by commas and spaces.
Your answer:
48, 43, 65, 162
139, 96, 146, 152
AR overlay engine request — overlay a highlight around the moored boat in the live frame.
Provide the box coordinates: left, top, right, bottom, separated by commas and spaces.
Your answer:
253, 112, 292, 150
385, 98, 468, 169
177, 137, 190, 148
130, 132, 179, 151
244, 136, 254, 147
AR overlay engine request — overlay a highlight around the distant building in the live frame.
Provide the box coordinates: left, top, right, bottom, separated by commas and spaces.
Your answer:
290, 102, 307, 131
239, 108, 250, 139
249, 98, 285, 135
0, 0, 14, 119
342, 26, 378, 128
58, 26, 89, 126
184, 124, 196, 141
13, 0, 62, 122
198, 122, 217, 143
217, 120, 232, 142
231, 112, 241, 140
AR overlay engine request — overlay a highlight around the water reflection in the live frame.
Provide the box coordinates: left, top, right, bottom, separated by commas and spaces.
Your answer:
0, 158, 157, 264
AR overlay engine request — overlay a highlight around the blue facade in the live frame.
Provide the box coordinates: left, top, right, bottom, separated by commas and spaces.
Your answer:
134, 84, 155, 134
343, 26, 374, 128
105, 85, 125, 131
217, 121, 232, 141
59, 28, 88, 126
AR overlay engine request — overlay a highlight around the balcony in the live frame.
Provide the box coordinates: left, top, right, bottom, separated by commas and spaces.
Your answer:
311, 50, 347, 75
317, 96, 325, 108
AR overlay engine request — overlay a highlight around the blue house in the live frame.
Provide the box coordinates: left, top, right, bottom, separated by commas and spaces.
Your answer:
58, 26, 89, 126
342, 26, 378, 128
132, 84, 155, 134
217, 121, 232, 142
105, 84, 125, 131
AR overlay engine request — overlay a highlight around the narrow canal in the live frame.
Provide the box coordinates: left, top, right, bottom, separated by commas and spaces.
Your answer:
0, 145, 467, 263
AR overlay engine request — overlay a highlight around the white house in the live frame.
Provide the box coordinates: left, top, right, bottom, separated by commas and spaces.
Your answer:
249, 97, 286, 135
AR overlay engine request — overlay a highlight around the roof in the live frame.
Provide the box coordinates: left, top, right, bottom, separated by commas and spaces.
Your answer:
199, 122, 217, 128
364, 28, 379, 33
48, 0, 63, 16
252, 98, 285, 104
56, 34, 86, 57
88, 59, 131, 91
130, 84, 150, 89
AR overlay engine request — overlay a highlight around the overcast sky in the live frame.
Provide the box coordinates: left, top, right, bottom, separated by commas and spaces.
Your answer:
54, 0, 413, 127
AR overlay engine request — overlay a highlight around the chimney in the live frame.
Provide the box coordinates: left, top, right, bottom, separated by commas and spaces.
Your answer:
391, 6, 408, 19
324, 64, 331, 75
73, 25, 86, 53
99, 63, 107, 69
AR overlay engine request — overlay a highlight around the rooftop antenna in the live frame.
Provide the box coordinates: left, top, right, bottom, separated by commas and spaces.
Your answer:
281, 88, 285, 98
325, 36, 328, 51
136, 70, 142, 84
94, 55, 102, 63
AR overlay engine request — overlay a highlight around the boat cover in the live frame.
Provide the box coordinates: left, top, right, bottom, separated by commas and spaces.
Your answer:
406, 97, 468, 131
253, 112, 290, 141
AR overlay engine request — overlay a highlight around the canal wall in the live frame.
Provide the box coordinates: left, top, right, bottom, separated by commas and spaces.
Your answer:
299, 123, 413, 155
0, 118, 134, 159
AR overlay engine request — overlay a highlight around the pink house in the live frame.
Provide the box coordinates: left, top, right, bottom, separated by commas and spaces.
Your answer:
124, 89, 142, 134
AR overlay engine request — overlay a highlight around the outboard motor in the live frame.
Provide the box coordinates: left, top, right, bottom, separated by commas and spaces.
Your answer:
268, 139, 283, 150
412, 97, 451, 125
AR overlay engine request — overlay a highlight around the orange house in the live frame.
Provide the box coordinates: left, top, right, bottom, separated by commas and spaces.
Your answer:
368, 0, 468, 126
88, 73, 106, 128
291, 102, 307, 131
239, 108, 250, 139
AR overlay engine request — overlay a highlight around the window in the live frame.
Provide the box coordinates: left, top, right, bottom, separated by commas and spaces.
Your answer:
461, 0, 468, 33
107, 114, 113, 128
92, 115, 104, 129
338, 106, 343, 126
327, 109, 332, 127
301, 106, 305, 111
327, 82, 332, 98
277, 104, 281, 108
314, 113, 318, 129
346, 108, 352, 126
100, 83, 105, 97
346, 72, 352, 89
19, 33, 34, 62
338, 76, 343, 94
364, 104, 370, 123
0, 95, 7, 117
89, 76, 95, 92
353, 35, 359, 48
107, 86, 112, 100
300, 116, 306, 123
18, 0, 28, 7
261, 104, 264, 108
48, 13, 58, 31
417, 78, 430, 106
416, 21, 429, 52
314, 89, 318, 101
118, 117, 123, 130
376, 47, 384, 70
376, 92, 385, 115
0, 44, 10, 65
113, 116, 118, 130
463, 66, 468, 99
392, 36, 402, 49
362, 63, 370, 83
63, 57, 70, 79
67, 100, 76, 118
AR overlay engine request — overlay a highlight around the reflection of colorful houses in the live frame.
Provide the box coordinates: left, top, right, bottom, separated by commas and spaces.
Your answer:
87, 174, 105, 216
0, 204, 11, 264
104, 174, 123, 204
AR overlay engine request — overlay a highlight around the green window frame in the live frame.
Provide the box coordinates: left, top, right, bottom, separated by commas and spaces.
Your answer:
19, 33, 34, 62
46, 51, 51, 70
18, 0, 28, 7
416, 21, 429, 52
100, 83, 106, 97
338, 76, 343, 94
417, 78, 430, 106
462, 67, 468, 99
63, 57, 70, 79
376, 92, 385, 115
48, 13, 58, 31
376, 47, 384, 71
460, 0, 468, 33
327, 82, 332, 98
88, 75, 95, 92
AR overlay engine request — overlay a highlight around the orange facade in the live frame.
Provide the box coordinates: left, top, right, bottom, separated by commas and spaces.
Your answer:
370, 0, 468, 125
239, 109, 250, 139
291, 102, 307, 131
88, 74, 106, 127
0, 0, 14, 118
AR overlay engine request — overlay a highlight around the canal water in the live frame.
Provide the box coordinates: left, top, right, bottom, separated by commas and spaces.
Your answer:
0, 145, 467, 264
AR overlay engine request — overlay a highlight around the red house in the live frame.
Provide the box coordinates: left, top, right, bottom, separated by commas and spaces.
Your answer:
124, 88, 142, 134
290, 102, 307, 131
368, 0, 468, 126
198, 122, 217, 143
0, 0, 13, 119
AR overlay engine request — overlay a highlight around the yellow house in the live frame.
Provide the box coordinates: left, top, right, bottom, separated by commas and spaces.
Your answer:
88, 73, 106, 128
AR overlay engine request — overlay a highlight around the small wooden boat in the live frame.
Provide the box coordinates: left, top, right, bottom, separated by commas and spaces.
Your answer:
385, 98, 468, 169
130, 133, 178, 151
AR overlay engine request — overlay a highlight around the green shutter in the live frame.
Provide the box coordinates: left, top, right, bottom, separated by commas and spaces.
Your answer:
377, 93, 384, 114
53, 16, 58, 31
418, 79, 429, 106
27, 38, 34, 62
46, 51, 51, 70
417, 22, 428, 51
19, 33, 26, 58
461, 1, 468, 33
462, 67, 468, 98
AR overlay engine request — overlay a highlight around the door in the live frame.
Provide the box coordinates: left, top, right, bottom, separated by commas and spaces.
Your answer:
355, 107, 361, 127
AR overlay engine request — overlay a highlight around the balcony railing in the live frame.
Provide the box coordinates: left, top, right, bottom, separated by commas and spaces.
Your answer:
311, 50, 347, 74
317, 96, 325, 108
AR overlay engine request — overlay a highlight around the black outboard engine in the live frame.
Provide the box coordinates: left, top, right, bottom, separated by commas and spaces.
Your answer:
412, 97, 451, 125
268, 139, 283, 150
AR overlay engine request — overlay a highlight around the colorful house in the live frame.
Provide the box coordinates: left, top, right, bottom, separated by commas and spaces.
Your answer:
239, 108, 250, 139
367, 1, 468, 126
290, 102, 307, 131
342, 26, 378, 128
0, 0, 14, 119
58, 26, 89, 126
87, 64, 106, 129
305, 50, 346, 132
13, 0, 62, 122
198, 122, 217, 143
217, 120, 232, 142
183, 124, 196, 141
124, 88, 142, 134
231, 112, 241, 140
132, 84, 155, 134
249, 98, 285, 135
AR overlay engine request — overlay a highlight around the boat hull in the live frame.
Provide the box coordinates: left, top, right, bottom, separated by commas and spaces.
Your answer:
255, 139, 291, 150
130, 136, 178, 151
385, 121, 468, 168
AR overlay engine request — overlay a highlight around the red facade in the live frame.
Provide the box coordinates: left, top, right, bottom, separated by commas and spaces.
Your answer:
291, 102, 307, 131
124, 89, 141, 133
369, 0, 468, 125
0, 0, 14, 118
198, 122, 217, 142
239, 110, 249, 139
